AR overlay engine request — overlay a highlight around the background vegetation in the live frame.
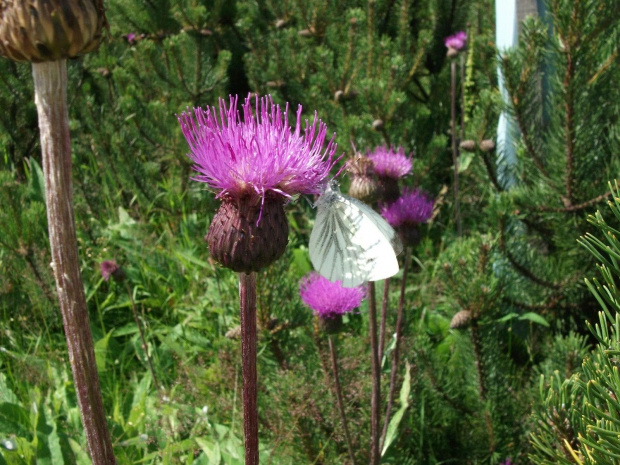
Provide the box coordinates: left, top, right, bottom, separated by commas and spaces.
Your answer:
1, 0, 619, 463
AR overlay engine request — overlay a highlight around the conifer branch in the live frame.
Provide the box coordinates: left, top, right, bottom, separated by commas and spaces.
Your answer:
498, 226, 563, 290
479, 149, 502, 191
501, 57, 549, 179
534, 190, 612, 212
562, 36, 576, 205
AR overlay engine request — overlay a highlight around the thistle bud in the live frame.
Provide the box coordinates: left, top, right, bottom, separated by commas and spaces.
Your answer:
372, 119, 384, 131
0, 0, 107, 62
479, 139, 495, 152
206, 195, 289, 273
298, 28, 314, 38
347, 156, 381, 203
459, 140, 476, 152
450, 310, 471, 329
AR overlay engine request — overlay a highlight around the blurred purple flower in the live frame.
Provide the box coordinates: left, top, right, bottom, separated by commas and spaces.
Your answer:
124, 33, 136, 44
445, 31, 468, 51
100, 260, 120, 282
367, 146, 412, 180
500, 459, 512, 465
178, 95, 338, 202
381, 188, 434, 228
300, 272, 365, 319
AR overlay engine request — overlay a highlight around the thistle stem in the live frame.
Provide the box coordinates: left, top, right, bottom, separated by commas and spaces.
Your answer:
450, 59, 462, 236
368, 282, 380, 465
125, 282, 161, 394
380, 248, 411, 448
328, 335, 357, 465
239, 272, 259, 465
33, 60, 116, 465
378, 280, 390, 363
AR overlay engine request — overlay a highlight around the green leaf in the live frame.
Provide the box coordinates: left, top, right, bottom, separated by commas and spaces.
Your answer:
519, 312, 549, 327
195, 437, 222, 465
457, 152, 475, 173
381, 362, 412, 456
94, 331, 114, 372
27, 157, 46, 205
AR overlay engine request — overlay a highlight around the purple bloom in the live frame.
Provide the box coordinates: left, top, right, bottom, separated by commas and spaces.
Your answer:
444, 31, 468, 51
300, 272, 365, 319
367, 146, 412, 179
500, 460, 511, 465
380, 188, 434, 228
178, 95, 338, 202
125, 33, 136, 44
100, 260, 119, 282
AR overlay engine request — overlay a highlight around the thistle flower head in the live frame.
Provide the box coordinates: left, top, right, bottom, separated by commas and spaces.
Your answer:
444, 31, 468, 52
367, 146, 412, 180
300, 272, 365, 319
178, 95, 338, 273
100, 260, 124, 282
178, 94, 338, 203
381, 188, 433, 247
381, 188, 434, 227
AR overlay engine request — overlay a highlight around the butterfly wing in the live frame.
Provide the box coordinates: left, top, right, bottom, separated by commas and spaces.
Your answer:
309, 190, 400, 287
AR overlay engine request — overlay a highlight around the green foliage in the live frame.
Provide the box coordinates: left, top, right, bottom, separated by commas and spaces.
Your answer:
530, 182, 620, 464
1, 0, 618, 463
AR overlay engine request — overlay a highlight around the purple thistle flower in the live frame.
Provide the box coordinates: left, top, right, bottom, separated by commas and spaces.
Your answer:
178, 94, 338, 202
367, 145, 412, 180
100, 260, 122, 282
444, 31, 468, 51
124, 32, 136, 44
300, 272, 365, 319
381, 188, 434, 228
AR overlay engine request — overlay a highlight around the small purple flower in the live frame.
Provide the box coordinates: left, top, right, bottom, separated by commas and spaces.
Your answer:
100, 260, 120, 282
381, 188, 434, 228
367, 146, 412, 180
444, 31, 468, 51
124, 33, 136, 44
178, 95, 338, 202
500, 459, 512, 465
300, 272, 365, 319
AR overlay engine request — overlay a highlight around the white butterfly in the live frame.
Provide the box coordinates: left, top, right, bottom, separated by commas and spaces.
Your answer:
309, 180, 403, 287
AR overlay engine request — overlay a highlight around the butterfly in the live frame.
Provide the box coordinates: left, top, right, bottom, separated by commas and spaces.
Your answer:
309, 180, 402, 287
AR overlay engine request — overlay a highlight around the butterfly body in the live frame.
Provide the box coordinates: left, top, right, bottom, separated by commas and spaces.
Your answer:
309, 181, 402, 287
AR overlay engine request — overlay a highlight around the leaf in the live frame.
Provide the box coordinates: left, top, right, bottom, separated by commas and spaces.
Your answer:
0, 403, 30, 436
496, 313, 519, 323
94, 331, 114, 372
519, 312, 549, 327
381, 362, 411, 456
457, 152, 475, 173
195, 437, 222, 465
0, 374, 18, 405
27, 157, 46, 205
67, 438, 91, 465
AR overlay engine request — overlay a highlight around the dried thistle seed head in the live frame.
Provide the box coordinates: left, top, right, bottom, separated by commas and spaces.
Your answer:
479, 139, 496, 152
275, 18, 287, 29
334, 90, 344, 102
206, 195, 289, 273
0, 0, 107, 62
459, 140, 476, 152
450, 310, 471, 329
